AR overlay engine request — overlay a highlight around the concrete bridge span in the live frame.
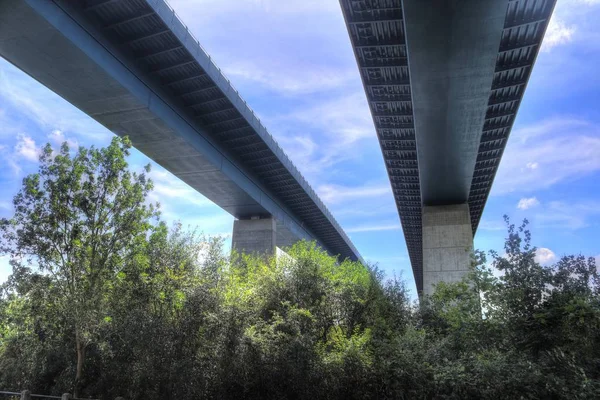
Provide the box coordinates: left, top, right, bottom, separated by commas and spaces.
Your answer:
340, 0, 556, 295
0, 0, 363, 262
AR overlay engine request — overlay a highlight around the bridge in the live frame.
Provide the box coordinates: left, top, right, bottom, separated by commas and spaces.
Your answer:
340, 0, 556, 296
0, 0, 363, 263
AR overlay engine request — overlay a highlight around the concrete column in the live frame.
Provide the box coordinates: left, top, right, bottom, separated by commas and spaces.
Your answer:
232, 217, 276, 256
422, 204, 473, 297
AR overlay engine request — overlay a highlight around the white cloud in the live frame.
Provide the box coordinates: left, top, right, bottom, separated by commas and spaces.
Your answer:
14, 133, 39, 162
346, 223, 401, 233
526, 162, 539, 170
535, 247, 556, 265
49, 129, 64, 143
595, 255, 600, 265
49, 129, 78, 149
542, 16, 575, 52
517, 197, 540, 210
493, 118, 600, 194
317, 183, 391, 205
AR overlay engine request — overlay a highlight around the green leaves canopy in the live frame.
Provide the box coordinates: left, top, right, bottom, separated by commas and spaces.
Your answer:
1, 140, 599, 399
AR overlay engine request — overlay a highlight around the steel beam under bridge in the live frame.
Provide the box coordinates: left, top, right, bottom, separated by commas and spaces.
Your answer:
340, 0, 556, 294
0, 0, 362, 262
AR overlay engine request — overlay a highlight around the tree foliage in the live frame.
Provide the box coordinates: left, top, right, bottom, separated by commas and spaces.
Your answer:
0, 137, 157, 396
1, 141, 599, 399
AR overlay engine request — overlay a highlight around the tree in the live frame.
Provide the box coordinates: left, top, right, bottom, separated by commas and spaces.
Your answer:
2, 141, 600, 400
0, 137, 158, 396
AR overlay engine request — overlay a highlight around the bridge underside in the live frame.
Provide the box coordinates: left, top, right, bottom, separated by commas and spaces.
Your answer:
340, 0, 556, 294
404, 0, 507, 205
0, 0, 362, 262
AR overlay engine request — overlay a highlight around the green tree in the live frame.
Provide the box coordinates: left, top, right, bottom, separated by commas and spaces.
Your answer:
2, 137, 600, 400
0, 137, 158, 396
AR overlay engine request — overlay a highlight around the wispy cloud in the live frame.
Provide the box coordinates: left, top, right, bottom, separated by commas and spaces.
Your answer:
278, 92, 374, 145
533, 200, 600, 230
0, 60, 112, 142
542, 16, 575, 52
166, 0, 384, 224
14, 133, 40, 162
143, 166, 234, 238
478, 219, 507, 232
493, 118, 600, 194
171, 0, 341, 16
517, 197, 540, 210
147, 168, 214, 209
346, 223, 401, 233
483, 199, 600, 232
224, 62, 356, 96
1, 130, 81, 177
270, 92, 378, 178
169, 213, 233, 237
0, 133, 41, 175
526, 162, 539, 170
167, 0, 353, 98
317, 183, 391, 205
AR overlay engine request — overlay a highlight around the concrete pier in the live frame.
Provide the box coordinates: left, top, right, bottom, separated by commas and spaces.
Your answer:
422, 204, 473, 297
232, 217, 277, 256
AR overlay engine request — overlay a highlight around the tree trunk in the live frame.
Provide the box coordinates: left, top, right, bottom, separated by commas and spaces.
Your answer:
74, 330, 86, 397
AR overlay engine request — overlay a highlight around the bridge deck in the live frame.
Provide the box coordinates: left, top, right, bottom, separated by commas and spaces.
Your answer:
340, 0, 556, 292
0, 0, 362, 262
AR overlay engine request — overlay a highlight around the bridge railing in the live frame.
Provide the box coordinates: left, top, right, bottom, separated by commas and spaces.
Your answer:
159, 0, 276, 153
157, 0, 316, 211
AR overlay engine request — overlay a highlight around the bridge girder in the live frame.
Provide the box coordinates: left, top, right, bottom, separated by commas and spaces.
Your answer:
340, 0, 557, 294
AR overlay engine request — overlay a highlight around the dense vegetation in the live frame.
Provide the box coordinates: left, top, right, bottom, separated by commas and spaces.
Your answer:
1, 138, 599, 399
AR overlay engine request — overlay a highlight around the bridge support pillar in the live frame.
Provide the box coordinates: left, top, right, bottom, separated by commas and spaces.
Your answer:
232, 217, 277, 256
422, 204, 473, 297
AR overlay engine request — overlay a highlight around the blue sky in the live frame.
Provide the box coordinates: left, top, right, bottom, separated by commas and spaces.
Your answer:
1, 0, 599, 297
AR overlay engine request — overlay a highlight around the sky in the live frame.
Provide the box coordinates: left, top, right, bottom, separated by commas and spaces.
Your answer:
1, 0, 600, 297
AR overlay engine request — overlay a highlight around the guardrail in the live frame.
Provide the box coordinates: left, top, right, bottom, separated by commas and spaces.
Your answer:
0, 391, 119, 400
